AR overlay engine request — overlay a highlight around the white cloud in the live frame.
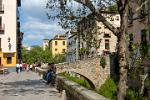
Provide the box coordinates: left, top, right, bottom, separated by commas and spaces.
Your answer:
20, 0, 67, 46
22, 18, 64, 31
26, 34, 44, 40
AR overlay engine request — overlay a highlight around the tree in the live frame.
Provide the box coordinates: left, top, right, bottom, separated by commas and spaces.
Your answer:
22, 46, 65, 64
46, 0, 148, 99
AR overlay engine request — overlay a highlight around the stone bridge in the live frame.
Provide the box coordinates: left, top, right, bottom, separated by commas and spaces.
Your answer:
37, 56, 110, 89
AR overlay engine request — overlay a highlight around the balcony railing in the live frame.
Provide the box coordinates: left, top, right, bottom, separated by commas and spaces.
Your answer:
17, 21, 20, 28
0, 4, 4, 13
17, 0, 21, 7
0, 24, 5, 34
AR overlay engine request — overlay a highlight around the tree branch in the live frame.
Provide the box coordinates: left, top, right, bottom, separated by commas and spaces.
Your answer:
95, 12, 118, 36
74, 0, 96, 12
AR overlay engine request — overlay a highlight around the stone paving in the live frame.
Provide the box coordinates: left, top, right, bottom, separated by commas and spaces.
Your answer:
0, 71, 61, 100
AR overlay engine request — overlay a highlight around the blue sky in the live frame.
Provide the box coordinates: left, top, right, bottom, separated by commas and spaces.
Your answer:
20, 0, 66, 46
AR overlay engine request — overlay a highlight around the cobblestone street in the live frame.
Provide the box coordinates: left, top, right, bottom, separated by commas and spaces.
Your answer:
0, 71, 61, 100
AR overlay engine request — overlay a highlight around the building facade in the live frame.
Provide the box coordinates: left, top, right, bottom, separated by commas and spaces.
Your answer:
0, 0, 21, 67
66, 29, 79, 62
78, 12, 120, 59
128, 0, 150, 44
43, 38, 49, 50
50, 34, 67, 56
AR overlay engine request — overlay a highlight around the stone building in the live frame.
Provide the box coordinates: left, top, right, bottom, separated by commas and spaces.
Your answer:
77, 12, 120, 59
127, 0, 150, 74
0, 0, 21, 67
128, 0, 150, 44
66, 29, 79, 62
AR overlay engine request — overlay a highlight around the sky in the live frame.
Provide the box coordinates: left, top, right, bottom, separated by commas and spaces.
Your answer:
20, 0, 66, 46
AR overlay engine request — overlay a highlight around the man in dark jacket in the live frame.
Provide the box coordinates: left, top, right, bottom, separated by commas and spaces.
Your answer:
45, 63, 56, 84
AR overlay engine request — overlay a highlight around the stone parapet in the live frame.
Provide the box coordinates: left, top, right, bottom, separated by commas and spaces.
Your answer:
57, 76, 107, 100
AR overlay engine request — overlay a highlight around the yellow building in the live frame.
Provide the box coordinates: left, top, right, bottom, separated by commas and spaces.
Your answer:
0, 0, 21, 67
50, 35, 67, 56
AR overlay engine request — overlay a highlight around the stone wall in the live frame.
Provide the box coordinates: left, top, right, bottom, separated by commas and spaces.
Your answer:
57, 76, 107, 100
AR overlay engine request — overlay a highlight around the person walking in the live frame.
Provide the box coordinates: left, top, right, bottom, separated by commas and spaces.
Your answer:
16, 63, 20, 73
30, 64, 33, 71
19, 63, 23, 72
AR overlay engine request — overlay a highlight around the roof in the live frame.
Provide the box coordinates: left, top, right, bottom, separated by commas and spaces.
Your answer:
43, 38, 49, 40
50, 38, 66, 41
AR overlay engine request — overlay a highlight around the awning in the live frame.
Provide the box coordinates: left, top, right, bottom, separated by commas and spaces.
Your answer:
3, 53, 15, 58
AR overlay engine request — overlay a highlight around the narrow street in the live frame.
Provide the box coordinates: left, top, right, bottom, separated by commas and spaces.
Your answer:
0, 71, 61, 100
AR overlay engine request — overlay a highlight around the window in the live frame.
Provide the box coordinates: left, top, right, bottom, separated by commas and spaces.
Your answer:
110, 17, 114, 21
7, 57, 12, 64
0, 38, 1, 50
63, 41, 65, 45
128, 7, 133, 25
141, 29, 147, 44
116, 16, 120, 21
105, 39, 110, 50
129, 33, 133, 51
104, 26, 107, 28
55, 41, 57, 45
55, 48, 57, 51
0, 16, 2, 27
0, 0, 2, 10
140, 0, 146, 16
62, 49, 66, 53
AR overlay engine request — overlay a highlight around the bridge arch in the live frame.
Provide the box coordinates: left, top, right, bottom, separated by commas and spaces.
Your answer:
58, 71, 96, 89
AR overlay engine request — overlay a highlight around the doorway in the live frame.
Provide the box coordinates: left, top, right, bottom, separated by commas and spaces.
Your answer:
0, 57, 1, 66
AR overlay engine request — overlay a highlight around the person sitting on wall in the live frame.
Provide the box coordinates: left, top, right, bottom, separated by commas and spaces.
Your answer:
45, 63, 56, 85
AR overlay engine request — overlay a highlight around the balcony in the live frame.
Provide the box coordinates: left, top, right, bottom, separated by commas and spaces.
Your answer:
17, 9, 20, 20
17, 0, 21, 7
0, 24, 5, 34
17, 32, 24, 40
0, 4, 4, 13
17, 21, 20, 28
103, 34, 111, 38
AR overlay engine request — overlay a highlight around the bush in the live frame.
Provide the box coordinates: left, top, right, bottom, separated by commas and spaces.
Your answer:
59, 72, 92, 89
98, 78, 117, 100
126, 89, 145, 100
100, 56, 106, 68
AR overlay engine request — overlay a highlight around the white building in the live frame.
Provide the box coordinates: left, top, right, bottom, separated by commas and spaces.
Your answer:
78, 12, 120, 58
96, 13, 120, 55
66, 29, 79, 62
0, 0, 21, 67
43, 38, 49, 50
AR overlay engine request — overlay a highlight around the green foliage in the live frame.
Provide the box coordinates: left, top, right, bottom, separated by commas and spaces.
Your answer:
79, 48, 87, 55
145, 77, 150, 91
140, 29, 149, 58
22, 46, 65, 64
98, 78, 117, 100
53, 54, 66, 64
100, 57, 106, 68
59, 72, 92, 89
126, 89, 145, 100
108, 4, 118, 12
